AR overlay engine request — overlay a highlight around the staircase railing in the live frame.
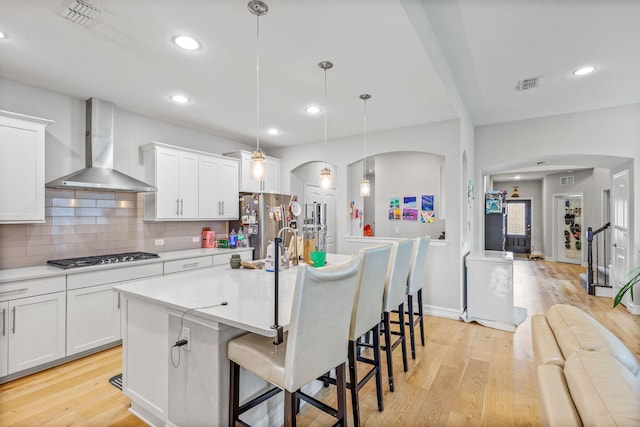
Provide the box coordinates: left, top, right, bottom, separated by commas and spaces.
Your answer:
586, 222, 611, 295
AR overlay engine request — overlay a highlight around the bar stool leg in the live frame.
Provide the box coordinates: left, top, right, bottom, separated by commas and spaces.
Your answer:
336, 363, 347, 426
284, 390, 297, 427
398, 302, 408, 372
418, 289, 425, 346
382, 311, 395, 392
407, 294, 416, 359
229, 360, 240, 426
372, 323, 384, 411
348, 340, 360, 427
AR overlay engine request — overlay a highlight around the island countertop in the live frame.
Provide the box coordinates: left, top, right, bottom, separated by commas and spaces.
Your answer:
114, 253, 352, 337
115, 265, 297, 336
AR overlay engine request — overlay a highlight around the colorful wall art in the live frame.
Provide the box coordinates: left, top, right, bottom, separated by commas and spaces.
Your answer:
421, 195, 434, 211
388, 194, 437, 223
403, 208, 419, 221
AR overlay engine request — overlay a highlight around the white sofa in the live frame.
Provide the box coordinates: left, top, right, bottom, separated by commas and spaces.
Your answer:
531, 304, 640, 427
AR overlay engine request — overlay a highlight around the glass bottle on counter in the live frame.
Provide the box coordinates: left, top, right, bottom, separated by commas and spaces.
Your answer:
237, 227, 245, 248
229, 229, 237, 249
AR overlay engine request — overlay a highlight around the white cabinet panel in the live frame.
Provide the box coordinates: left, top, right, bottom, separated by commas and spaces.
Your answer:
164, 256, 213, 275
0, 110, 52, 223
7, 292, 66, 374
223, 150, 280, 194
67, 283, 121, 356
0, 303, 8, 377
143, 143, 239, 221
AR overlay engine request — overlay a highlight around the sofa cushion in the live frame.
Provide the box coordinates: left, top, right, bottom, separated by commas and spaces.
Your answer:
564, 350, 640, 427
546, 304, 640, 377
531, 313, 565, 367
536, 364, 582, 427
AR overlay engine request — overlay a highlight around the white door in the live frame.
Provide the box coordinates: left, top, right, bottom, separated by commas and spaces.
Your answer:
304, 183, 336, 253
612, 170, 630, 303
178, 152, 199, 218
219, 160, 239, 219
198, 156, 221, 218
67, 283, 121, 356
8, 292, 66, 374
0, 301, 8, 376
556, 195, 583, 265
156, 148, 181, 218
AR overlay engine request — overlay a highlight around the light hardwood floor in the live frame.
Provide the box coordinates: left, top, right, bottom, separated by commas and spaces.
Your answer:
1, 260, 638, 426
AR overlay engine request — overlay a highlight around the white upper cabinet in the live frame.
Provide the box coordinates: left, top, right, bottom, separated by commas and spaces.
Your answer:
0, 110, 53, 224
224, 150, 281, 194
142, 142, 239, 221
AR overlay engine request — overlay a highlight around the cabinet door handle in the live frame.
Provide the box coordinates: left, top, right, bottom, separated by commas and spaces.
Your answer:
0, 288, 28, 296
2, 308, 5, 337
180, 198, 184, 215
12, 307, 16, 334
176, 198, 180, 215
182, 262, 199, 268
218, 201, 221, 215
116, 293, 121, 310
221, 201, 224, 215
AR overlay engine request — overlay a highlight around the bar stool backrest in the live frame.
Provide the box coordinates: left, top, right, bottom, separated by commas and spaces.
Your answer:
284, 256, 361, 392
382, 239, 414, 313
407, 236, 431, 294
350, 244, 392, 340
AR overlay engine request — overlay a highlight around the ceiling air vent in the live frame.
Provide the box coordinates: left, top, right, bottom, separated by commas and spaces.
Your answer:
516, 76, 542, 91
61, 0, 102, 26
560, 176, 575, 186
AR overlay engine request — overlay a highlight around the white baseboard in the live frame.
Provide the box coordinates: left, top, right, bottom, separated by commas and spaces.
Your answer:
423, 304, 461, 320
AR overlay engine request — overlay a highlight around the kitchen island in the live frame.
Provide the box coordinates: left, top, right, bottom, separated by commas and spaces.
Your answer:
114, 254, 350, 427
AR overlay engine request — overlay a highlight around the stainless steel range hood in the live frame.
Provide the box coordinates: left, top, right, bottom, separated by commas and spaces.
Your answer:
46, 98, 156, 192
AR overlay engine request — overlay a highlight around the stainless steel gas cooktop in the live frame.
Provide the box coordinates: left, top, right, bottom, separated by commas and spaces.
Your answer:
47, 252, 160, 269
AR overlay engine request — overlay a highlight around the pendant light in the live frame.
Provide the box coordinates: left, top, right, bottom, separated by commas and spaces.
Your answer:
248, 0, 268, 181
359, 94, 371, 197
318, 60, 333, 191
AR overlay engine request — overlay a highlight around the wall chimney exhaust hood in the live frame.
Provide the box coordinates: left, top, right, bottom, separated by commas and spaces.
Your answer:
46, 98, 156, 192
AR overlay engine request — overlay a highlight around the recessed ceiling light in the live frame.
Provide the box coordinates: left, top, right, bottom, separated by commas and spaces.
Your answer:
173, 35, 200, 51
266, 128, 279, 135
0, 31, 8, 39
170, 95, 190, 103
573, 66, 596, 76
305, 105, 321, 114
514, 175, 521, 180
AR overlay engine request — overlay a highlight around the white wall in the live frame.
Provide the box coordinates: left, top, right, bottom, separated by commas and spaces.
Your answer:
273, 119, 466, 317
0, 78, 253, 184
475, 104, 640, 258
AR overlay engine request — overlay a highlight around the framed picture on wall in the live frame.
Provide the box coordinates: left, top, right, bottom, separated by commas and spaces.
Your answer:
486, 198, 502, 214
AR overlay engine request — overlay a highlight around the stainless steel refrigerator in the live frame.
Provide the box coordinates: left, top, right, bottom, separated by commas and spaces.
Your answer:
230, 192, 294, 260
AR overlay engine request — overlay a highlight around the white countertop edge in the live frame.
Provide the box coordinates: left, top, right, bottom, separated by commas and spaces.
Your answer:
0, 247, 253, 283
344, 236, 448, 246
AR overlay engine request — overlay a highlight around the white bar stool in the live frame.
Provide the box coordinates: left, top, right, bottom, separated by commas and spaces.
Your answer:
406, 236, 431, 359
380, 239, 413, 392
227, 256, 361, 427
320, 244, 391, 426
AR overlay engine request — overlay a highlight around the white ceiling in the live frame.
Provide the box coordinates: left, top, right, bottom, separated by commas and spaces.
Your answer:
1, 0, 638, 158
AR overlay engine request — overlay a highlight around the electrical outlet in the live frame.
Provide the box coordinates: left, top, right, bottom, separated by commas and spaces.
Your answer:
180, 327, 191, 351
155, 239, 164, 246
192, 236, 200, 243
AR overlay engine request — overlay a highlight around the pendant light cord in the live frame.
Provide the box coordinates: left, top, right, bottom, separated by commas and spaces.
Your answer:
363, 97, 367, 180
323, 67, 328, 169
255, 13, 261, 152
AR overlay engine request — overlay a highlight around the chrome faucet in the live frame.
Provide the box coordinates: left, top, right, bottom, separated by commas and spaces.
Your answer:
277, 226, 299, 266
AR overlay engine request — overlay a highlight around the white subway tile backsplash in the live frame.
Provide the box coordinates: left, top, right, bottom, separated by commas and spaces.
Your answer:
0, 189, 230, 268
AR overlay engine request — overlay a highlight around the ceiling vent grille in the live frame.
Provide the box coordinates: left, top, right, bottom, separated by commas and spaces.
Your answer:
61, 0, 102, 26
517, 76, 542, 91
560, 176, 575, 186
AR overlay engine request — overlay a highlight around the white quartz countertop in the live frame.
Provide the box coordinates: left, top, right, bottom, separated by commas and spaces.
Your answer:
0, 247, 253, 284
114, 253, 352, 337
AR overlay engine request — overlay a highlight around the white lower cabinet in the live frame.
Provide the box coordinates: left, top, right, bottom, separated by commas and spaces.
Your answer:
67, 283, 121, 356
66, 263, 163, 357
0, 292, 66, 376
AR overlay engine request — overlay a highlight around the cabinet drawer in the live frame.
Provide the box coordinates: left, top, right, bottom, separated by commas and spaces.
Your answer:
0, 276, 66, 302
67, 263, 164, 290
164, 256, 213, 274
212, 251, 252, 266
